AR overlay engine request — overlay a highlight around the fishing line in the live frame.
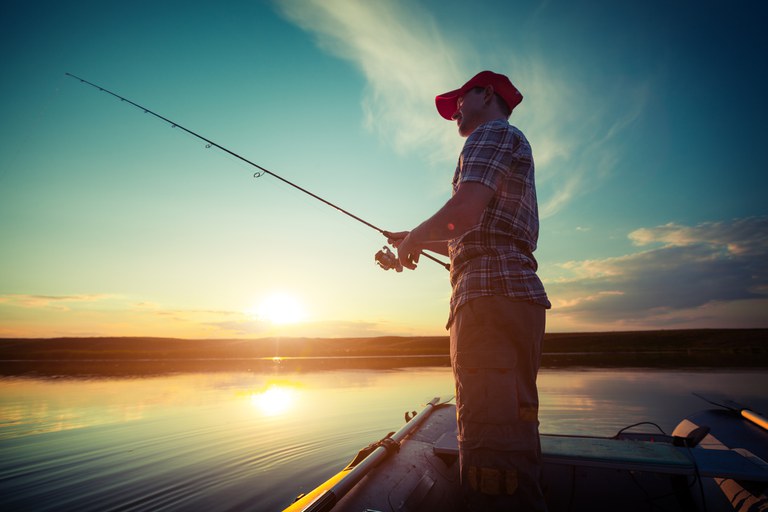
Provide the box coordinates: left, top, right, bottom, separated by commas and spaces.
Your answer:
64, 72, 450, 271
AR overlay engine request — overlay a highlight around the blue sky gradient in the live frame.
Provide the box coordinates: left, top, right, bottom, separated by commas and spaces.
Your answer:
1, 0, 766, 337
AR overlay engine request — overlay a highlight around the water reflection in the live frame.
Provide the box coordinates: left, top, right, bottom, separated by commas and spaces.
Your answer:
0, 367, 766, 512
0, 377, 157, 439
249, 382, 298, 417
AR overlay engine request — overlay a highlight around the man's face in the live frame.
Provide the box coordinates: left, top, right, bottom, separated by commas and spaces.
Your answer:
452, 87, 485, 137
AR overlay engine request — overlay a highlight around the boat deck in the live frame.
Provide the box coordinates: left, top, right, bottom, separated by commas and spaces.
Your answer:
434, 431, 768, 481
286, 402, 768, 512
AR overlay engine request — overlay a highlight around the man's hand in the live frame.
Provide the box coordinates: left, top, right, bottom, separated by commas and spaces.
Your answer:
386, 231, 420, 270
386, 231, 408, 247
397, 232, 423, 270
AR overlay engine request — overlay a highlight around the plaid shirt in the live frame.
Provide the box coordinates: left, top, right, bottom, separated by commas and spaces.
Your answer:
447, 119, 550, 328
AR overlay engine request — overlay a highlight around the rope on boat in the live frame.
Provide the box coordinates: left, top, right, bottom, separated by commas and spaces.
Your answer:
345, 432, 400, 469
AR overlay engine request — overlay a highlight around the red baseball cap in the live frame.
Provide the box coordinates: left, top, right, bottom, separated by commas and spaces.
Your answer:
435, 70, 523, 120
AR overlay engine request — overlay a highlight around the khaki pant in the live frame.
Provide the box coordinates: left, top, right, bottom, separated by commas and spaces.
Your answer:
450, 297, 547, 511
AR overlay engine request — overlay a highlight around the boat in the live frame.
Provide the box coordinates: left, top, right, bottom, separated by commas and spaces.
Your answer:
284, 394, 768, 512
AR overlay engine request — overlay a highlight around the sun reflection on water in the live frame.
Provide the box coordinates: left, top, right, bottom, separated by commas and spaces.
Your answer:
249, 383, 297, 417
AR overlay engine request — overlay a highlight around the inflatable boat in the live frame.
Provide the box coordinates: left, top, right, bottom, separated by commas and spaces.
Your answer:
285, 394, 768, 512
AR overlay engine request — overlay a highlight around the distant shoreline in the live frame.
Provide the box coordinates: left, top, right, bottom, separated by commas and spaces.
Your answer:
0, 328, 766, 375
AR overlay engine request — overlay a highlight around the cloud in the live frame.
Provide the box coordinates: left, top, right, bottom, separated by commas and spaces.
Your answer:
0, 294, 113, 311
274, 0, 649, 217
629, 218, 768, 257
127, 303, 266, 335
546, 217, 768, 329
274, 0, 463, 164
205, 316, 407, 338
130, 302, 396, 338
523, 68, 649, 218
0, 294, 397, 338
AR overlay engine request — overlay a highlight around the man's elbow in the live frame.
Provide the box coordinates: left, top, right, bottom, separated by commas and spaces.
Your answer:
445, 211, 483, 237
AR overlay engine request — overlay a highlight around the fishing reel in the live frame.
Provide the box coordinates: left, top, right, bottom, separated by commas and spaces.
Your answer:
375, 246, 403, 272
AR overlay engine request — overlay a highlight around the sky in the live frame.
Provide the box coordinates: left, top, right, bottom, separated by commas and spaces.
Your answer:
1, 0, 767, 339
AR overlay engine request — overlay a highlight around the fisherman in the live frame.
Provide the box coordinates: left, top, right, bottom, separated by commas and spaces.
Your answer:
388, 70, 551, 511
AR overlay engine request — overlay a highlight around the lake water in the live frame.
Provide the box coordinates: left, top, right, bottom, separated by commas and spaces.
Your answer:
1, 361, 767, 511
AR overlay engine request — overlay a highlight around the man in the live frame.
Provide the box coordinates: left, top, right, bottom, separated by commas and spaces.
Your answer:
389, 70, 551, 511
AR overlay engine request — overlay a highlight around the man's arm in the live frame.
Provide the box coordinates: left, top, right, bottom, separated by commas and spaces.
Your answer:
395, 182, 495, 269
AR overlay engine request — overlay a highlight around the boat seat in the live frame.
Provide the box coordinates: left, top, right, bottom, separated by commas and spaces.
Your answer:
433, 433, 768, 481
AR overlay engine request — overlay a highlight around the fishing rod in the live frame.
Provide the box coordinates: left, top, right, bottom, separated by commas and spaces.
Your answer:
64, 73, 450, 271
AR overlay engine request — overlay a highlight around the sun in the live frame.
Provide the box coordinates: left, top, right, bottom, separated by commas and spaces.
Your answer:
248, 293, 306, 325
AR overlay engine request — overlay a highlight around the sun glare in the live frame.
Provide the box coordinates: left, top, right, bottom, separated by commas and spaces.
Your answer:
248, 293, 306, 325
250, 384, 296, 416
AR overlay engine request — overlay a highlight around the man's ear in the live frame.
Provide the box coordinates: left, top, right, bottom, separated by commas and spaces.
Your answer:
483, 85, 495, 105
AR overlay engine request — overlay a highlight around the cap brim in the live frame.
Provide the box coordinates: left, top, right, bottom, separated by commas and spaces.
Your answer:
435, 88, 463, 120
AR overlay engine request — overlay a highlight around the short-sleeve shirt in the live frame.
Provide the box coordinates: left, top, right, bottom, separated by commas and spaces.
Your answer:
446, 119, 550, 328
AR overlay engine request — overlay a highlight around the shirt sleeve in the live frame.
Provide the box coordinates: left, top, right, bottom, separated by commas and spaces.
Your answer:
457, 122, 517, 192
